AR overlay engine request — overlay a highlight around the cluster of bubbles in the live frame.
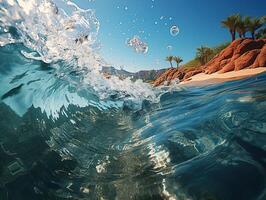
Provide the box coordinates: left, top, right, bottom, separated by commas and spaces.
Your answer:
126, 35, 148, 54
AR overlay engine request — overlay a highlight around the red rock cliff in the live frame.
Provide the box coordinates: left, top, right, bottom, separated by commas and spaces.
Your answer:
154, 38, 266, 86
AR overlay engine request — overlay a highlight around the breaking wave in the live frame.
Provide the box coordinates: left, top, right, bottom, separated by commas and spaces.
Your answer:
0, 0, 160, 118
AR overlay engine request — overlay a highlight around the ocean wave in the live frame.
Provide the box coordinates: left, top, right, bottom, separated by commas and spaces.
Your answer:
0, 1, 265, 199
0, 0, 162, 118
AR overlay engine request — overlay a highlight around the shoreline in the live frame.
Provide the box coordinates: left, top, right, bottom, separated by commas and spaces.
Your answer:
179, 67, 266, 86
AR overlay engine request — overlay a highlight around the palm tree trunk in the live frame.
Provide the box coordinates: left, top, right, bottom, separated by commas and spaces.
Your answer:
230, 31, 236, 41
251, 32, 255, 40
170, 62, 173, 68
205, 55, 209, 65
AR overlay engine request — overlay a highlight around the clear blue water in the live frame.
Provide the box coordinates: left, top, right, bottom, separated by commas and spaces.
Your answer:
0, 43, 266, 200
0, 1, 266, 199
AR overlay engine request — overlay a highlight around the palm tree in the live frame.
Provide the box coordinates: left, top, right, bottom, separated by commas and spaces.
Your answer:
243, 16, 252, 38
261, 16, 266, 24
236, 16, 250, 38
247, 17, 264, 39
196, 46, 213, 65
221, 14, 240, 41
196, 46, 205, 65
255, 28, 266, 39
255, 16, 266, 39
166, 56, 174, 68
173, 56, 183, 67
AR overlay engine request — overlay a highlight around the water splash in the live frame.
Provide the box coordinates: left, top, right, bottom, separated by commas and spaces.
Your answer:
0, 0, 161, 118
126, 35, 149, 54
0, 0, 101, 68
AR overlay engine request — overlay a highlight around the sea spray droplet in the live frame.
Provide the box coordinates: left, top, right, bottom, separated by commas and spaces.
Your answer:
167, 45, 173, 51
170, 25, 179, 36
126, 35, 148, 54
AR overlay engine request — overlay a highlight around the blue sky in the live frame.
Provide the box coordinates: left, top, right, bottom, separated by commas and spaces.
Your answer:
73, 0, 266, 72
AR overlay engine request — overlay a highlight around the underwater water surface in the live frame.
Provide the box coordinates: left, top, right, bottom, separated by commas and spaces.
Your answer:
0, 0, 266, 200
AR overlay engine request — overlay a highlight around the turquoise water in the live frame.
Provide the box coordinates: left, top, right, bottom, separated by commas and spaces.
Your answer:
0, 43, 266, 200
0, 0, 266, 199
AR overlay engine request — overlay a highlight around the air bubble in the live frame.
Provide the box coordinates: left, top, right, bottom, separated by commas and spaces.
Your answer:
170, 25, 179, 36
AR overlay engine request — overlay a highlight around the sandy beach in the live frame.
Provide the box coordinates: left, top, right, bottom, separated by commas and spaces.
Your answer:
180, 67, 266, 86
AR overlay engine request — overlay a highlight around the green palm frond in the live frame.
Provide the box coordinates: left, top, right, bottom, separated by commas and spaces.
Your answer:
221, 14, 240, 30
173, 56, 183, 67
196, 46, 213, 65
247, 17, 264, 39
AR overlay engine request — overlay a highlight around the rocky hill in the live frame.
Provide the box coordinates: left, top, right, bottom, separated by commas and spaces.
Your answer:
102, 66, 167, 82
101, 66, 134, 78
154, 38, 266, 86
133, 69, 167, 81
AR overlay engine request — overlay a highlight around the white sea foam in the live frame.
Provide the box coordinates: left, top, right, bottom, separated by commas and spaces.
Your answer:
0, 0, 101, 67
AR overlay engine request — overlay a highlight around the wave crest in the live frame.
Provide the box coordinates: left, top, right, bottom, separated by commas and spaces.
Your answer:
0, 0, 162, 118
